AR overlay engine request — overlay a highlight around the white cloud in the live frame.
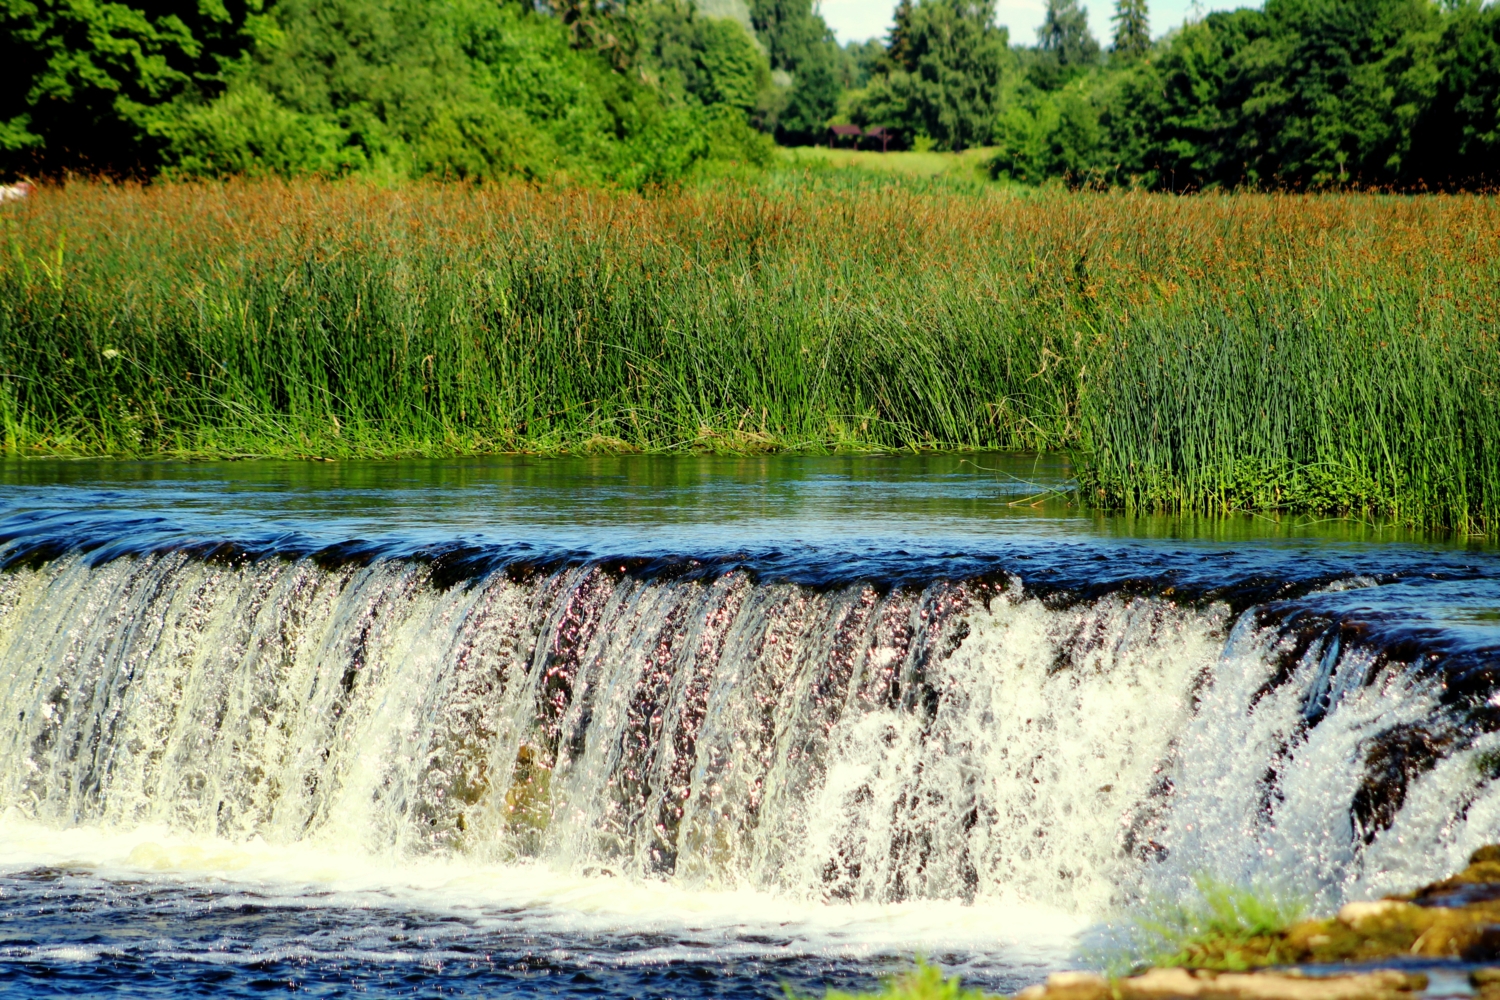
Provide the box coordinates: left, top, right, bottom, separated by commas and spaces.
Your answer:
818, 0, 1249, 48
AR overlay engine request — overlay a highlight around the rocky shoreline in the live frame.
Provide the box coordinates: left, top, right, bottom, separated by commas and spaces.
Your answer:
1019, 849, 1500, 1000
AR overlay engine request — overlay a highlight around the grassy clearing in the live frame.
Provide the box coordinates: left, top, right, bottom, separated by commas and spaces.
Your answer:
0, 179, 1497, 533
775, 146, 996, 181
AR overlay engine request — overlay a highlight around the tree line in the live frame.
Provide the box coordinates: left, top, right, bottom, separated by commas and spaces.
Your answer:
906, 0, 1500, 190
2, 0, 1497, 189
1, 0, 799, 185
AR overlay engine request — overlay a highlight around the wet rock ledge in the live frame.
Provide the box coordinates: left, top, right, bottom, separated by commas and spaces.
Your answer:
1019, 847, 1500, 1000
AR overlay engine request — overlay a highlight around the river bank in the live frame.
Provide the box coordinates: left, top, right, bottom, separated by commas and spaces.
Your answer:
1, 179, 1497, 534
1011, 848, 1500, 1000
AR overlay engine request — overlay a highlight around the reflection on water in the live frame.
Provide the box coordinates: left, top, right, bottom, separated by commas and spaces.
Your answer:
0, 453, 1469, 550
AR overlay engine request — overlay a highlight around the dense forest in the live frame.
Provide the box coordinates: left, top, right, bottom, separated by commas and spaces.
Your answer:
2, 0, 1498, 189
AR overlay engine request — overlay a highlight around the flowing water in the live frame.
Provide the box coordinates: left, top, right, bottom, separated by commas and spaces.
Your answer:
0, 455, 1496, 999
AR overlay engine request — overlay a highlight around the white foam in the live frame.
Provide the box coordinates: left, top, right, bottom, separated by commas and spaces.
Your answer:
0, 546, 1491, 976
2, 945, 116, 962
0, 816, 1086, 967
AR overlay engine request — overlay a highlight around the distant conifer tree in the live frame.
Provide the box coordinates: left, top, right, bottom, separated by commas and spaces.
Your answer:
1111, 0, 1150, 58
885, 0, 915, 71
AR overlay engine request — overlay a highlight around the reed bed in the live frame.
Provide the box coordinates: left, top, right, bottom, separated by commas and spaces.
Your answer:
1, 179, 1497, 533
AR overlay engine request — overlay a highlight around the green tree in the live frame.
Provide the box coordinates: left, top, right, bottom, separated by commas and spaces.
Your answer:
748, 0, 840, 143
545, 0, 635, 70
0, 0, 265, 174
838, 37, 884, 90
1226, 0, 1439, 187
1038, 0, 1100, 68
854, 0, 1012, 151
885, 0, 913, 69
990, 83, 1108, 184
1, 0, 774, 183
637, 0, 772, 114
1030, 0, 1100, 89
165, 0, 769, 185
1100, 0, 1457, 189
1099, 15, 1241, 188
1111, 0, 1149, 59
1404, 0, 1500, 186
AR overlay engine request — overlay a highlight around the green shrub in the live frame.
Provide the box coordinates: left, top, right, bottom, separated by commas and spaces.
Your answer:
153, 84, 366, 179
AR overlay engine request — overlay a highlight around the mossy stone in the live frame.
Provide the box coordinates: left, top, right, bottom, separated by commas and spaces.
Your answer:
1471, 968, 1500, 987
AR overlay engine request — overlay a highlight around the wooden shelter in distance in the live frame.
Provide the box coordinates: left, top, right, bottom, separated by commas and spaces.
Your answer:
827, 124, 895, 152
829, 124, 862, 148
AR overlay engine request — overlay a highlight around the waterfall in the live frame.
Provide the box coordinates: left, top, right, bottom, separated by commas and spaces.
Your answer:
0, 541, 1495, 919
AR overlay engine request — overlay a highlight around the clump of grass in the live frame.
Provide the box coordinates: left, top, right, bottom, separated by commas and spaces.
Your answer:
1, 177, 1498, 534
813, 961, 996, 1000
1087, 877, 1309, 975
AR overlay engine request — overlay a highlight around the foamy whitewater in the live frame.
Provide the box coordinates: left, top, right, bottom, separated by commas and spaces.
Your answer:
0, 456, 1496, 998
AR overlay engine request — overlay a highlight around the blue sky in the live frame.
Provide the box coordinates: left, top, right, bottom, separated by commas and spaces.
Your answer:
818, 0, 1247, 46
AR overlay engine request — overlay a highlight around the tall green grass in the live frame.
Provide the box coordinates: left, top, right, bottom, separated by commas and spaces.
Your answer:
0, 179, 1497, 533
1084, 210, 1500, 536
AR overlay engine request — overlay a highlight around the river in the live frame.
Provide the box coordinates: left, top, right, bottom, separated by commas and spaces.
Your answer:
0, 455, 1494, 998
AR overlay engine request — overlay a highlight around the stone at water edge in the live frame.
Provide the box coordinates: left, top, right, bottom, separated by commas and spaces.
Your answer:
1014, 969, 1427, 1000
1195, 972, 1427, 1000
1333, 900, 1408, 928
1009, 847, 1500, 1000
1472, 967, 1500, 1000
1118, 968, 1203, 999
1015, 972, 1111, 1000
1409, 845, 1500, 906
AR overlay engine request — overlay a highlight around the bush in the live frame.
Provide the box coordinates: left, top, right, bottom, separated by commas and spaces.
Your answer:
153, 85, 366, 179
988, 84, 1108, 185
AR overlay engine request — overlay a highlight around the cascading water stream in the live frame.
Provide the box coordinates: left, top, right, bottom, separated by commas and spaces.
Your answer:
0, 454, 1497, 998
0, 537, 1496, 924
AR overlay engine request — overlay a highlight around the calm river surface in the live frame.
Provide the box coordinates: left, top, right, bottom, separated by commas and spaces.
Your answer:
0, 455, 1495, 999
